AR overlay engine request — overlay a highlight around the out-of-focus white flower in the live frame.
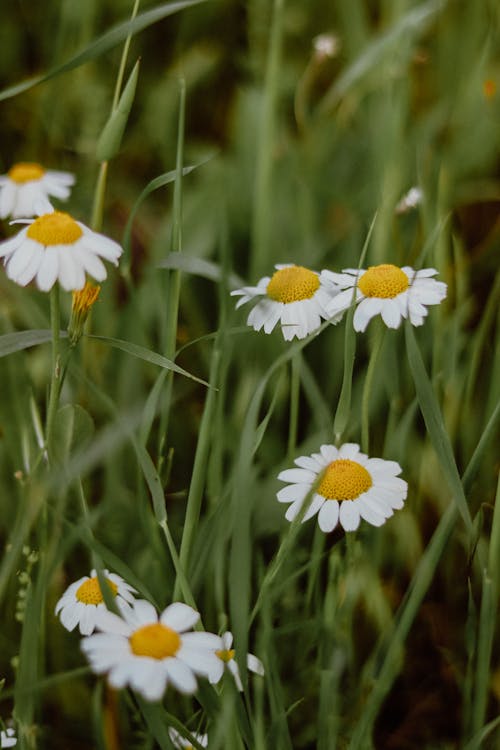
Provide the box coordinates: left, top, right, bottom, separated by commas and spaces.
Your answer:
0, 162, 74, 219
395, 186, 423, 214
81, 600, 223, 702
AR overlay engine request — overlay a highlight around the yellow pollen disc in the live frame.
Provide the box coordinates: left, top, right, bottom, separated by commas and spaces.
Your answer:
266, 265, 320, 303
130, 623, 181, 659
357, 264, 409, 299
317, 459, 372, 501
76, 577, 118, 605
27, 211, 83, 246
8, 162, 45, 183
216, 648, 235, 663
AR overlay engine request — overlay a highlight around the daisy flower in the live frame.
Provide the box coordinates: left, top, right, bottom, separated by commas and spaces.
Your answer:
321, 264, 447, 332
55, 569, 136, 636
0, 162, 74, 219
0, 210, 122, 292
0, 728, 16, 748
277, 443, 407, 533
81, 599, 223, 702
168, 727, 208, 749
231, 263, 342, 341
208, 631, 264, 692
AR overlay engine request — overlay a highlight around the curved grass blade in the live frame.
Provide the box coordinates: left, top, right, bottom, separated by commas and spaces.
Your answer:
0, 0, 208, 103
0, 329, 57, 357
86, 334, 211, 387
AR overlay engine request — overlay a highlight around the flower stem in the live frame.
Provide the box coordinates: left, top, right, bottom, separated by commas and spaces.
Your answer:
288, 352, 301, 459
361, 322, 385, 454
45, 286, 62, 462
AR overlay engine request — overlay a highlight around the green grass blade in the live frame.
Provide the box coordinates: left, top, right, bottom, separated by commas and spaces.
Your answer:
0, 0, 208, 102
405, 323, 473, 531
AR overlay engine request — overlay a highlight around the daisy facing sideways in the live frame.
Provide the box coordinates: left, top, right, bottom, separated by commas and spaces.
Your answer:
168, 727, 208, 749
0, 210, 122, 291
231, 263, 342, 341
208, 630, 264, 691
277, 443, 407, 533
55, 569, 137, 636
81, 599, 223, 702
321, 264, 447, 332
0, 162, 74, 219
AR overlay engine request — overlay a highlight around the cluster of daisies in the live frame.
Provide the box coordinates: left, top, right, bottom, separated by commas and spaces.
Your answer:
0, 161, 448, 744
232, 257, 446, 535
0, 162, 122, 292
54, 568, 264, 743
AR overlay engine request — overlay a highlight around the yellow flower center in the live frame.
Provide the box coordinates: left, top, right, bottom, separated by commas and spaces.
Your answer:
216, 648, 235, 663
317, 459, 372, 501
266, 265, 320, 303
27, 211, 83, 246
357, 264, 409, 299
129, 623, 181, 659
8, 162, 45, 183
76, 577, 118, 605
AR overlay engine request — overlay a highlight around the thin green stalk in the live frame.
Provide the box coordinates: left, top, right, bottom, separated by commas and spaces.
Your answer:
174, 344, 221, 598
250, 0, 285, 280
347, 503, 457, 750
90, 0, 141, 231
160, 520, 199, 616
361, 322, 385, 453
157, 77, 186, 473
470, 472, 500, 742
287, 352, 301, 459
45, 286, 62, 462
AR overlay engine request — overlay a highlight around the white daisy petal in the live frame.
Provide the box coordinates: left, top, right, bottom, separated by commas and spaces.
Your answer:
353, 297, 384, 332
317, 500, 340, 532
380, 298, 402, 328
276, 483, 311, 503
285, 497, 307, 522
160, 602, 199, 632
164, 658, 198, 694
339, 501, 361, 531
277, 468, 316, 484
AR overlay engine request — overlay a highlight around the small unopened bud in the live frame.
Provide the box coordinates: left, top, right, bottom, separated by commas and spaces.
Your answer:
68, 282, 101, 345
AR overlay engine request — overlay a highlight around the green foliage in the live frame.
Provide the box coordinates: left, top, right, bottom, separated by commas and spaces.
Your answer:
0, 0, 499, 749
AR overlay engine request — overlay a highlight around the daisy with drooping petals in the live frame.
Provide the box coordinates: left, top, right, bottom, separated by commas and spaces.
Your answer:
168, 727, 208, 749
0, 727, 16, 748
208, 631, 264, 692
55, 569, 136, 636
81, 599, 223, 702
277, 443, 407, 533
321, 264, 447, 332
0, 210, 122, 292
231, 263, 342, 341
0, 162, 74, 219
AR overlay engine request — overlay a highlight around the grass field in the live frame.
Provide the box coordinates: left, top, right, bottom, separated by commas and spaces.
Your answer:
0, 1, 499, 748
